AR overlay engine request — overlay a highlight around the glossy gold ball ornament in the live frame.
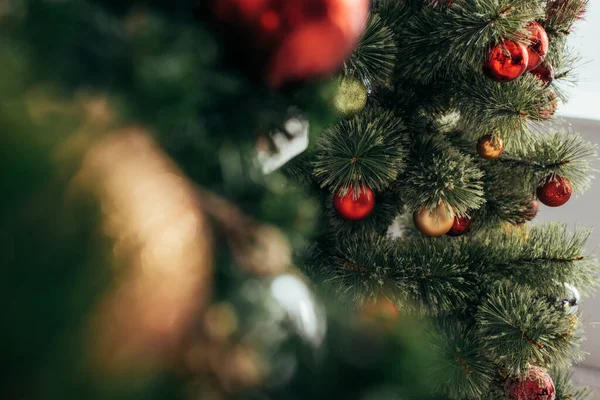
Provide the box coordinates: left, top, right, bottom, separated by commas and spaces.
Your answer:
334, 77, 368, 117
477, 135, 504, 160
413, 202, 455, 237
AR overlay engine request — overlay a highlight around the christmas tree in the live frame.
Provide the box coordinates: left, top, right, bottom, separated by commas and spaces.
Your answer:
2, 0, 598, 399
287, 0, 598, 399
1, 1, 434, 399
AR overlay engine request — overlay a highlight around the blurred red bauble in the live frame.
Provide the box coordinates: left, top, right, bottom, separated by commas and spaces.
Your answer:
537, 175, 572, 207
516, 200, 539, 225
530, 64, 554, 86
333, 184, 375, 221
484, 41, 529, 82
504, 367, 556, 400
212, 0, 370, 88
525, 22, 549, 71
537, 92, 558, 120
447, 216, 471, 237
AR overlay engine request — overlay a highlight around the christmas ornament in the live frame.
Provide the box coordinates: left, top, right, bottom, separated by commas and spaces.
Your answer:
525, 22, 549, 71
334, 77, 368, 117
413, 202, 455, 237
537, 92, 558, 120
256, 113, 309, 174
477, 135, 504, 160
361, 296, 399, 321
530, 64, 554, 87
447, 216, 471, 237
504, 367, 556, 400
516, 200, 539, 225
484, 41, 529, 82
537, 175, 572, 207
212, 0, 370, 88
333, 184, 375, 221
561, 283, 580, 314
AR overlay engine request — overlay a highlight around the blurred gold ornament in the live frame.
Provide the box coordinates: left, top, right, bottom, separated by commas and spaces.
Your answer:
361, 296, 399, 321
204, 302, 239, 342
334, 77, 367, 117
477, 135, 504, 160
413, 202, 455, 237
217, 345, 268, 393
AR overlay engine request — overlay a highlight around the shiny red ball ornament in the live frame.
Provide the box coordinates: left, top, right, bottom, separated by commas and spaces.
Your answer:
537, 175, 572, 207
484, 41, 529, 82
504, 367, 556, 400
212, 0, 369, 88
530, 64, 554, 87
525, 22, 550, 71
333, 184, 375, 221
447, 216, 471, 237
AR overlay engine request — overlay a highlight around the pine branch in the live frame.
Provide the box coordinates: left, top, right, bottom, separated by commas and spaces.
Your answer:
502, 131, 597, 193
394, 0, 544, 84
455, 74, 558, 142
313, 106, 408, 193
551, 368, 593, 400
475, 223, 598, 296
543, 0, 589, 38
429, 320, 496, 399
477, 282, 582, 376
401, 132, 485, 216
344, 13, 397, 88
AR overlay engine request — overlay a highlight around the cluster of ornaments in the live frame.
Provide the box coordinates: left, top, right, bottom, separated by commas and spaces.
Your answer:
414, 203, 472, 237
485, 22, 549, 82
211, 0, 369, 88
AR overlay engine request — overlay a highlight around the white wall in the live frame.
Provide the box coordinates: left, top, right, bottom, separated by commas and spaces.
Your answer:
558, 2, 600, 121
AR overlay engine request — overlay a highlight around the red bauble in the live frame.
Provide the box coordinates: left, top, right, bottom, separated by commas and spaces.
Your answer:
333, 184, 375, 221
447, 216, 471, 237
530, 64, 554, 86
504, 367, 556, 400
537, 175, 572, 207
516, 200, 539, 225
212, 0, 369, 88
531, 92, 558, 121
525, 22, 549, 71
484, 41, 529, 82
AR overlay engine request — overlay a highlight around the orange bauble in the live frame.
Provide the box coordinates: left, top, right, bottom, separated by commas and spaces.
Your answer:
484, 41, 529, 82
477, 135, 504, 160
212, 0, 370, 88
333, 184, 375, 221
413, 202, 455, 237
361, 297, 399, 321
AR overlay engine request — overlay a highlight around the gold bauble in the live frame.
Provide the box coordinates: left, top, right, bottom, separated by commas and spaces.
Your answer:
477, 135, 504, 160
413, 203, 455, 237
334, 77, 367, 117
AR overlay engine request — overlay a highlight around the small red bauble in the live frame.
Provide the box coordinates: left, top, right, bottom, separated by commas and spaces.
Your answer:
447, 216, 471, 237
537, 175, 572, 207
484, 41, 529, 82
516, 200, 539, 225
525, 22, 550, 71
504, 367, 556, 400
536, 92, 558, 120
530, 64, 554, 87
212, 0, 369, 88
333, 184, 375, 221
